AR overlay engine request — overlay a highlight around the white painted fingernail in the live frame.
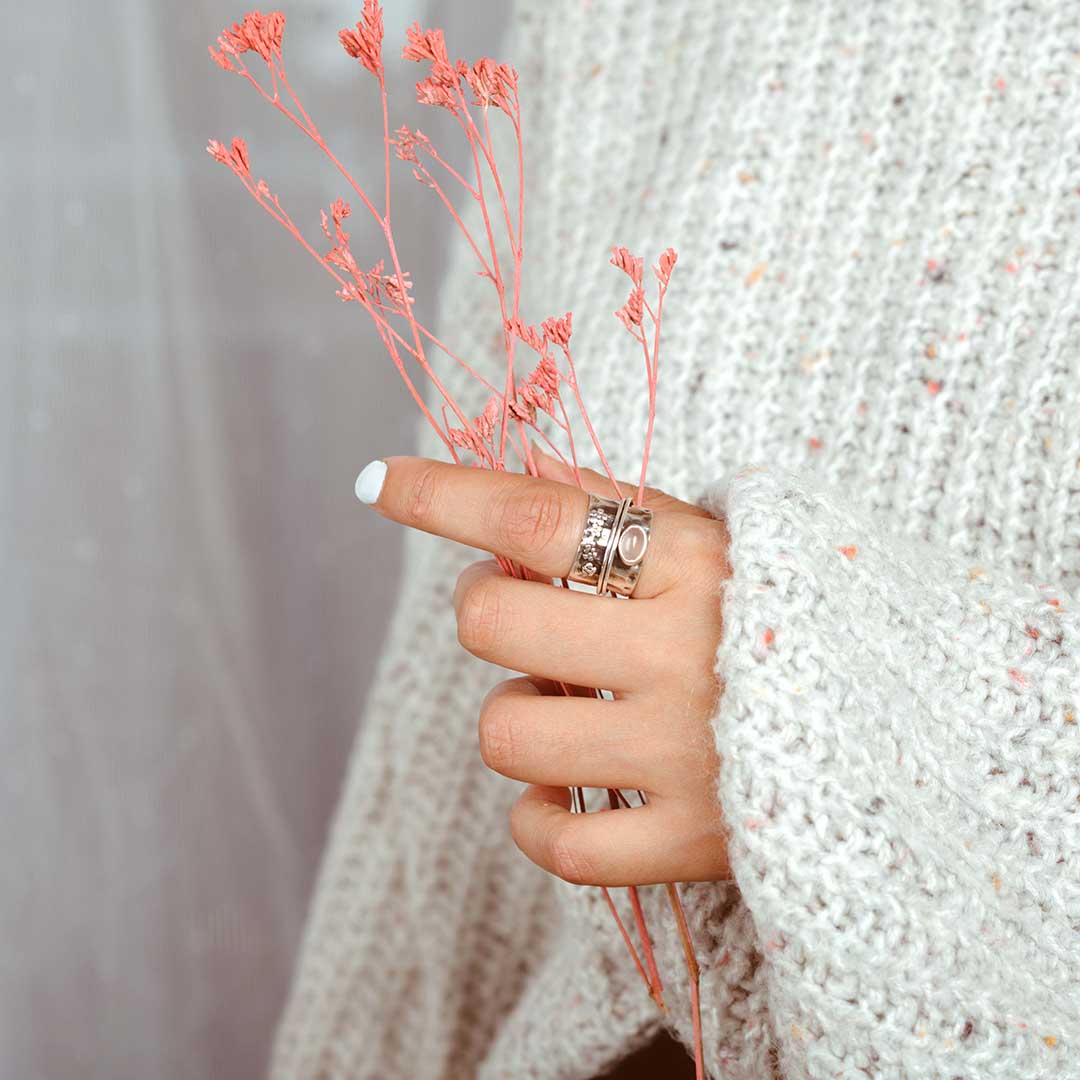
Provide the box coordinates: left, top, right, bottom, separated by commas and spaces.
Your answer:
355, 460, 387, 504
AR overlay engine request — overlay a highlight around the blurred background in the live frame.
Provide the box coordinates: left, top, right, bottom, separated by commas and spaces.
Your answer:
1, 3, 506, 1077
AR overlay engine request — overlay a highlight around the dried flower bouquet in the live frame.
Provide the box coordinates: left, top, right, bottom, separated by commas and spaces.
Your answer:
207, 6, 705, 1075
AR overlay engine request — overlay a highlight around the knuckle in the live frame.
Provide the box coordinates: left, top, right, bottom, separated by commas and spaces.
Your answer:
491, 488, 565, 555
477, 696, 519, 774
456, 577, 503, 655
402, 461, 440, 527
547, 826, 596, 886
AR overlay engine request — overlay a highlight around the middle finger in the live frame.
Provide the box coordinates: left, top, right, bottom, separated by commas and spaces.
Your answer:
453, 560, 677, 691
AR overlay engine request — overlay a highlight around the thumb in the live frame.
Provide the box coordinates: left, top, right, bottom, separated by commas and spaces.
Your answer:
529, 442, 711, 518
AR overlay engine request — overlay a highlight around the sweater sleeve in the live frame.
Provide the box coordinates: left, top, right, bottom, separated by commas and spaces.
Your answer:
699, 463, 1080, 1080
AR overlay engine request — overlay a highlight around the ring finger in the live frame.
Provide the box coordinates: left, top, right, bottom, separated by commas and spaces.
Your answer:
478, 677, 662, 791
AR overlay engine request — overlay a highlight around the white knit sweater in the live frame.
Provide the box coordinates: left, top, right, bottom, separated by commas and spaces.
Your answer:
271, 1, 1080, 1077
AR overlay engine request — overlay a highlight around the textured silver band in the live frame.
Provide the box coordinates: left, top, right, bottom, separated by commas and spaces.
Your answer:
595, 497, 632, 596
566, 494, 622, 589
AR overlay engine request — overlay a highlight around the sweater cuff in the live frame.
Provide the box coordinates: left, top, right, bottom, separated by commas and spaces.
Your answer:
701, 463, 1078, 1078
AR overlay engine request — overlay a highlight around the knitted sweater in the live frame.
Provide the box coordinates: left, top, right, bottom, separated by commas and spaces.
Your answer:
271, 1, 1080, 1077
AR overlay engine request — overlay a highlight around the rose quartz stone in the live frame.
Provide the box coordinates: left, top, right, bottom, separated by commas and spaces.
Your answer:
618, 523, 648, 565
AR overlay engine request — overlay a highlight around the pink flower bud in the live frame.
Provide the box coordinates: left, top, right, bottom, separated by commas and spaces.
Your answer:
541, 313, 573, 346
340, 1, 383, 77
206, 140, 231, 165
615, 287, 644, 330
402, 23, 448, 65
231, 138, 251, 174
208, 45, 235, 72
653, 247, 678, 286
610, 246, 643, 287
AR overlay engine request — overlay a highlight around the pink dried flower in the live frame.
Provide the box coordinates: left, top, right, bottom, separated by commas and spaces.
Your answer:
506, 318, 545, 353
653, 247, 678, 286
475, 397, 501, 442
401, 22, 449, 66
206, 20, 694, 1068
517, 380, 555, 418
393, 125, 420, 162
380, 269, 414, 308
321, 198, 352, 242
541, 313, 573, 346
527, 355, 560, 394
610, 246, 643, 287
516, 353, 561, 416
209, 46, 235, 72
508, 398, 536, 423
215, 11, 286, 64
416, 74, 459, 110
448, 426, 486, 454
207, 139, 231, 165
615, 287, 645, 330
206, 138, 252, 177
402, 22, 461, 110
325, 243, 360, 278
231, 137, 251, 175
461, 58, 518, 114
339, 1, 384, 77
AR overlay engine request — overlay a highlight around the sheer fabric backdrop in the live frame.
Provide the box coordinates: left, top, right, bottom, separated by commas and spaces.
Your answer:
1, 3, 507, 1077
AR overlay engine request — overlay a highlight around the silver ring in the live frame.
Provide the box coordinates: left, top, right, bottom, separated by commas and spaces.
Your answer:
567, 494, 622, 590
603, 501, 652, 598
567, 494, 652, 598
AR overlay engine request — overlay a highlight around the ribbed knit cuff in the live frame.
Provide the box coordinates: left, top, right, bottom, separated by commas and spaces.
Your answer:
702, 463, 1079, 1080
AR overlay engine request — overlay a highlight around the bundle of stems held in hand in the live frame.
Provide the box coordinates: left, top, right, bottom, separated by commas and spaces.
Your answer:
206, 6, 703, 1075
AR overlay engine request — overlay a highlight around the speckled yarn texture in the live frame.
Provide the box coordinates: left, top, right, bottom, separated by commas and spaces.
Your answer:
271, 1, 1080, 1077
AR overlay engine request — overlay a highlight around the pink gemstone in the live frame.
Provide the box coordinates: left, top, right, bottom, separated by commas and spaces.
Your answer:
618, 524, 648, 565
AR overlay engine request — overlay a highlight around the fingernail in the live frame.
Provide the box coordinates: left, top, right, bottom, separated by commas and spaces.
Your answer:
530, 439, 554, 461
355, 459, 387, 504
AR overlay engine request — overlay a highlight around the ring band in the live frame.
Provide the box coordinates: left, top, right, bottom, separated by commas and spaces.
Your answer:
603, 501, 652, 598
567, 493, 653, 598
595, 497, 631, 596
567, 494, 622, 589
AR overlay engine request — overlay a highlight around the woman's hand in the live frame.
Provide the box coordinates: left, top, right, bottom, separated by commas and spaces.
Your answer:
356, 451, 732, 887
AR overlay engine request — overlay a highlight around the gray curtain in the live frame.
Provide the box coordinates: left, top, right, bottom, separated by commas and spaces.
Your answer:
0, 2, 507, 1077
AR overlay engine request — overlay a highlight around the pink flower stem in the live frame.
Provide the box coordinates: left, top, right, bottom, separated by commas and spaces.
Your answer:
250, 57, 474, 448
637, 285, 667, 504
530, 421, 573, 471
238, 62, 383, 227
413, 164, 495, 279
555, 395, 584, 487
602, 786, 665, 1011
366, 298, 502, 397
600, 887, 653, 995
454, 108, 515, 467
439, 406, 464, 466
237, 66, 473, 446
665, 882, 704, 1080
233, 172, 454, 452
449, 88, 521, 467
420, 143, 478, 198
557, 347, 621, 497
380, 70, 391, 220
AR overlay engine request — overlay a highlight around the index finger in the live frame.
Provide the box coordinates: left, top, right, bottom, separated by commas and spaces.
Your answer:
356, 456, 705, 598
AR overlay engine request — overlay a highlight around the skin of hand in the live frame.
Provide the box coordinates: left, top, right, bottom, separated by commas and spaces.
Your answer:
359, 448, 732, 887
